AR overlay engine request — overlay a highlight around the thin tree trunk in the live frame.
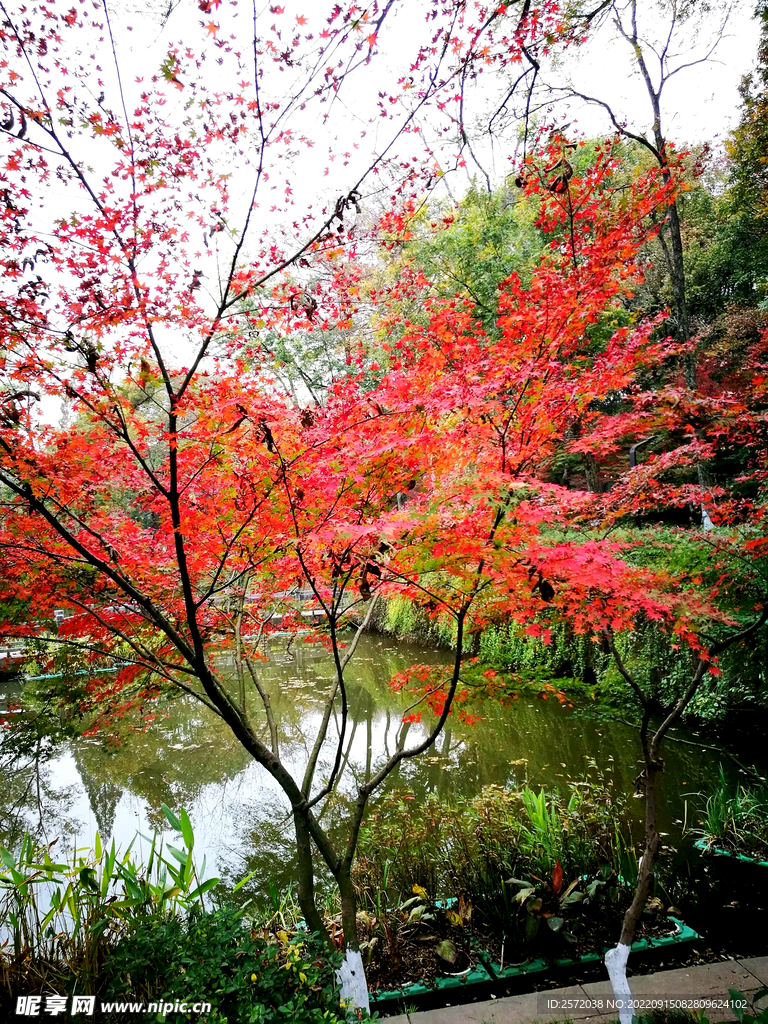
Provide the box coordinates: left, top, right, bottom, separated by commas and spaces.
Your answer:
293, 808, 328, 942
337, 863, 359, 952
583, 452, 601, 493
605, 705, 662, 1024
335, 861, 370, 1014
604, 608, 768, 1021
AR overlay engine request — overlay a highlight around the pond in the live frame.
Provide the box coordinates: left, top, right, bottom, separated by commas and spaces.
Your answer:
0, 634, 746, 901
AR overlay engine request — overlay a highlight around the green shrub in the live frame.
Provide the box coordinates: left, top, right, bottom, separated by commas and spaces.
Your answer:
355, 775, 635, 911
354, 778, 642, 964
377, 595, 463, 649
103, 908, 346, 1023
694, 767, 768, 860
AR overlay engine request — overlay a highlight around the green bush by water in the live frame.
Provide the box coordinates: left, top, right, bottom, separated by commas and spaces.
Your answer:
103, 908, 345, 1024
377, 594, 464, 649
0, 808, 215, 998
694, 767, 768, 860
354, 774, 639, 960
0, 810, 355, 1024
355, 775, 634, 901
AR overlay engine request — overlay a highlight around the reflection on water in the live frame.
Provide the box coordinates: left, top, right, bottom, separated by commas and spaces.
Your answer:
0, 635, 739, 899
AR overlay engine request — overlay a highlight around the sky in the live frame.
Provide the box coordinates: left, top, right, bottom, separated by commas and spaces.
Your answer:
91, 0, 764, 226
107, 0, 761, 203
5, 0, 763, 418
553, 2, 759, 149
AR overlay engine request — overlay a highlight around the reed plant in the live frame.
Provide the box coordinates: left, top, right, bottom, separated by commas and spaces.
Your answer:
695, 767, 768, 860
0, 805, 218, 999
0, 810, 351, 1023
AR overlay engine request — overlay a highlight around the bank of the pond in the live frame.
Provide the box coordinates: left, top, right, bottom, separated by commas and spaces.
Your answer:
370, 596, 768, 748
2, 633, 753, 893
2, 633, 767, 1021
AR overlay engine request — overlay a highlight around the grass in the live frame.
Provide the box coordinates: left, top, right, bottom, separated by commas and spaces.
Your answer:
694, 766, 768, 860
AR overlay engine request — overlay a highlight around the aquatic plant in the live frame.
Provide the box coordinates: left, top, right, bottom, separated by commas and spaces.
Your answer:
694, 767, 768, 860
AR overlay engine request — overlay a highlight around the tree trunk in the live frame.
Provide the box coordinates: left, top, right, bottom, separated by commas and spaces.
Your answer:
605, 749, 662, 1024
337, 863, 360, 953
583, 452, 601, 493
292, 808, 328, 941
663, 201, 693, 377
335, 861, 370, 1014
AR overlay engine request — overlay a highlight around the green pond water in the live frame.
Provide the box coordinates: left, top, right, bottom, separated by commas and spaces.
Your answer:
0, 635, 741, 899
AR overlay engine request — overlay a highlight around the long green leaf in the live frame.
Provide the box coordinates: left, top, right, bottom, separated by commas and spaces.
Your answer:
188, 877, 218, 901
166, 845, 188, 866
232, 870, 258, 893
162, 804, 182, 833
179, 808, 194, 851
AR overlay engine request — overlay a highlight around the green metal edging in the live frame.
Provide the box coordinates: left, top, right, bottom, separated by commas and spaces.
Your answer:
486, 917, 698, 980
370, 960, 493, 1003
694, 838, 768, 867
369, 917, 699, 1003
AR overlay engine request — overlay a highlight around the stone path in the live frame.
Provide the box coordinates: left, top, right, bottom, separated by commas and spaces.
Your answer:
382, 957, 768, 1024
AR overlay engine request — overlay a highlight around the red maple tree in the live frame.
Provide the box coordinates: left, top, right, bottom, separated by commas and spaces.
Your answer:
0, 0, 766, 1008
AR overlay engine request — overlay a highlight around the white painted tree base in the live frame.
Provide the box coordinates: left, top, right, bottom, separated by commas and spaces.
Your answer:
605, 942, 634, 1024
337, 949, 370, 1014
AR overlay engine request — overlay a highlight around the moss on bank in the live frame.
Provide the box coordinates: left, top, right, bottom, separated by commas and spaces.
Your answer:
370, 594, 462, 649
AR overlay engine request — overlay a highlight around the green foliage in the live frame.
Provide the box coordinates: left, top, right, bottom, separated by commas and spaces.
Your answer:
667, 11, 768, 324
729, 987, 768, 1024
0, 811, 217, 997
0, 814, 357, 1024
379, 594, 461, 649
355, 777, 641, 963
396, 183, 544, 336
103, 910, 346, 1024
477, 523, 768, 726
694, 767, 768, 860
355, 774, 634, 908
727, 4, 768, 236
479, 620, 609, 683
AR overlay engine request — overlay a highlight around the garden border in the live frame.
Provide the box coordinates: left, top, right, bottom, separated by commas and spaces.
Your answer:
694, 838, 768, 868
370, 917, 699, 1005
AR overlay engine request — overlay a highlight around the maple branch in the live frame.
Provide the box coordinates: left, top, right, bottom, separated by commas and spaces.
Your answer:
313, 608, 353, 802
55, 599, 174, 669
108, 401, 170, 499
605, 631, 648, 710
243, 653, 279, 757
651, 606, 768, 761
359, 609, 467, 798
100, 0, 138, 250
303, 594, 379, 805
547, 87, 660, 159
0, 466, 197, 665
179, 0, 476, 396
0, 56, 175, 398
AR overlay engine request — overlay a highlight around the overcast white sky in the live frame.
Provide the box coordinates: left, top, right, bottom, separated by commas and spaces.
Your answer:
104, 0, 761, 211
8, 0, 762, 420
